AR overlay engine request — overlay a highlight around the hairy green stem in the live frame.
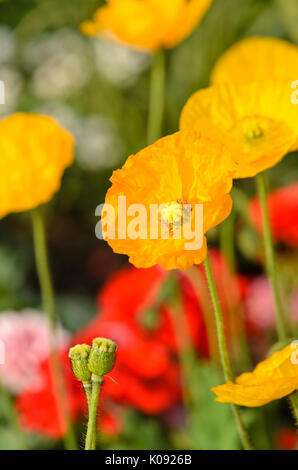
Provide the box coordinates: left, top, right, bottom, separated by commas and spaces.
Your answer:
147, 50, 165, 145
204, 254, 232, 382
219, 209, 252, 370
204, 253, 253, 450
219, 209, 236, 274
85, 375, 103, 450
83, 383, 92, 410
256, 173, 288, 342
31, 207, 77, 450
168, 277, 198, 409
288, 391, 298, 428
257, 174, 298, 426
83, 383, 96, 450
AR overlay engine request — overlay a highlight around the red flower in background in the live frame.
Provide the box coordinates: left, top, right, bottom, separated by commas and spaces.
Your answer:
15, 251, 241, 437
275, 428, 298, 450
16, 352, 122, 439
16, 352, 84, 439
249, 183, 298, 247
74, 264, 210, 414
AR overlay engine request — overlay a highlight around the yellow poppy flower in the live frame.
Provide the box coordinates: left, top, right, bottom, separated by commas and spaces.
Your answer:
180, 80, 298, 178
0, 113, 74, 219
211, 36, 298, 85
102, 130, 236, 270
81, 0, 212, 52
211, 343, 298, 407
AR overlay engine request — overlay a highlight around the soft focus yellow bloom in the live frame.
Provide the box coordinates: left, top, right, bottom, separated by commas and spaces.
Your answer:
81, 0, 212, 51
180, 80, 298, 178
211, 36, 298, 84
0, 113, 74, 218
211, 343, 298, 407
103, 130, 236, 270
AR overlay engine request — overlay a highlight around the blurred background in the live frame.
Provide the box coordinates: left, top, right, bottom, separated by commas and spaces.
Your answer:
0, 0, 297, 450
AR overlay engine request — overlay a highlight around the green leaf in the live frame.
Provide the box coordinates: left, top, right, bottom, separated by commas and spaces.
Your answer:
180, 361, 245, 450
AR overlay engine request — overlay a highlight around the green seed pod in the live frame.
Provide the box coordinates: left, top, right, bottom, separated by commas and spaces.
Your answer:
88, 337, 117, 377
69, 344, 92, 383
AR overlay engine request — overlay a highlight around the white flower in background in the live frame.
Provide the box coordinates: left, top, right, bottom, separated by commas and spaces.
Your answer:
92, 38, 150, 88
0, 65, 23, 115
23, 29, 92, 99
34, 102, 82, 137
0, 310, 70, 394
0, 26, 16, 64
36, 102, 125, 170
76, 114, 124, 170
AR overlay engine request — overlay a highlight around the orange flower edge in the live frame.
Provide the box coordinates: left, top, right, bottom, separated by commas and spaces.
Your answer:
102, 130, 235, 270
211, 343, 298, 407
0, 113, 74, 218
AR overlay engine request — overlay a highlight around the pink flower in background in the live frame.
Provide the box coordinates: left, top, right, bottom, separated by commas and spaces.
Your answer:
290, 291, 298, 323
0, 310, 70, 394
244, 277, 276, 331
244, 277, 298, 332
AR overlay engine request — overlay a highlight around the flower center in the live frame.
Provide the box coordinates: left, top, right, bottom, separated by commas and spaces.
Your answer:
159, 199, 191, 228
246, 124, 263, 142
230, 116, 272, 148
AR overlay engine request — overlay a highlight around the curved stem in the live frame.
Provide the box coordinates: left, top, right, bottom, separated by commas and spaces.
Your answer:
31, 207, 77, 450
147, 50, 165, 145
256, 173, 288, 342
85, 375, 102, 450
83, 383, 92, 410
204, 253, 253, 450
168, 276, 198, 409
83, 383, 96, 450
230, 404, 254, 450
218, 211, 252, 370
219, 209, 236, 274
204, 254, 232, 382
257, 174, 298, 429
31, 208, 56, 330
49, 351, 78, 450
289, 391, 298, 428
184, 266, 219, 363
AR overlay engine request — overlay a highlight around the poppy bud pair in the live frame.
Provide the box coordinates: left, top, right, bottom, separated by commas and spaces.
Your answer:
69, 338, 117, 382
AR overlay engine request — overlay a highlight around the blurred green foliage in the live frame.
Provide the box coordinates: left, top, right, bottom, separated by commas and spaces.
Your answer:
0, 0, 297, 450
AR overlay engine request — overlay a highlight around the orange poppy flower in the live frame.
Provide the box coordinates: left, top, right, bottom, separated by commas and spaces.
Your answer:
211, 343, 298, 407
102, 130, 236, 270
0, 113, 74, 219
211, 36, 298, 85
180, 80, 298, 178
81, 0, 212, 52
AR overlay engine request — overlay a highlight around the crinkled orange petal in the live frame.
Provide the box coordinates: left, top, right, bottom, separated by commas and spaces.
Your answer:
103, 130, 234, 270
163, 0, 213, 49
211, 36, 298, 85
211, 344, 298, 406
0, 113, 74, 219
80, 0, 212, 51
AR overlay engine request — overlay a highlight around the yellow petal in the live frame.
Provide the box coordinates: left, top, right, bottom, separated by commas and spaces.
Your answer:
212, 344, 298, 406
0, 113, 74, 218
180, 80, 298, 178
103, 130, 234, 270
80, 0, 212, 51
211, 36, 298, 85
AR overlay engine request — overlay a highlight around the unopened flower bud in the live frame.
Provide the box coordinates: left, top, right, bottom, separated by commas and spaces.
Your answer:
88, 337, 117, 377
69, 344, 92, 383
